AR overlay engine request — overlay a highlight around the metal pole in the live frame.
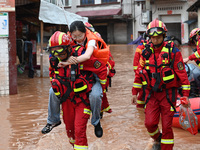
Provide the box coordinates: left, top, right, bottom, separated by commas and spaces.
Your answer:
40, 21, 44, 77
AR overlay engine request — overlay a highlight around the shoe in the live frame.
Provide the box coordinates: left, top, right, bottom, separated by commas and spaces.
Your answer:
152, 133, 162, 150
152, 142, 161, 150
41, 121, 61, 134
94, 121, 103, 138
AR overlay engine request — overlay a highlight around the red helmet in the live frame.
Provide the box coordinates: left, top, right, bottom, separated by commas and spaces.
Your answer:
189, 28, 200, 41
84, 22, 95, 32
146, 19, 167, 37
49, 31, 72, 47
49, 31, 72, 58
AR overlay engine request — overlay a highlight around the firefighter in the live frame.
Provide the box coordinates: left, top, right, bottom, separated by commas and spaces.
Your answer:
41, 31, 74, 135
84, 22, 114, 115
183, 28, 200, 66
133, 39, 149, 108
41, 29, 104, 138
101, 50, 116, 116
131, 19, 190, 150
58, 21, 110, 138
47, 31, 94, 149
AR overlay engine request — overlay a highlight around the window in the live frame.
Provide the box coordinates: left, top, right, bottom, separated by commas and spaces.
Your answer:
44, 0, 71, 7
81, 0, 94, 5
102, 0, 117, 3
58, 0, 70, 6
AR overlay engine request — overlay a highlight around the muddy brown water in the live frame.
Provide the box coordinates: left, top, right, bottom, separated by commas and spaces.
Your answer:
1, 44, 200, 150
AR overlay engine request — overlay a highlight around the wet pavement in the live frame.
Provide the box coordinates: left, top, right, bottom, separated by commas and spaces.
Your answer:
1, 44, 200, 150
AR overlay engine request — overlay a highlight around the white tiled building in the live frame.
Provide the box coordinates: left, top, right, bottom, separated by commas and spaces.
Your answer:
0, 38, 9, 95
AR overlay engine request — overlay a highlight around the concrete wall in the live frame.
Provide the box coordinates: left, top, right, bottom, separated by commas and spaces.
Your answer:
152, 1, 189, 44
0, 38, 9, 95
68, 0, 121, 13
132, 3, 147, 41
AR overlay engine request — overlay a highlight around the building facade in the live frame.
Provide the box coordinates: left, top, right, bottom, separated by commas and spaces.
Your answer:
58, 0, 190, 44
0, 0, 197, 95
63, 0, 134, 44
151, 0, 189, 44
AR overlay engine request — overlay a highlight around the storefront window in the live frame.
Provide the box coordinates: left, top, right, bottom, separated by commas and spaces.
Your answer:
81, 0, 94, 5
102, 0, 117, 3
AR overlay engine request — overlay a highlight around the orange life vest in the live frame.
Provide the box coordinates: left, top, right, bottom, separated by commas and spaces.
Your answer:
85, 28, 109, 64
72, 45, 108, 90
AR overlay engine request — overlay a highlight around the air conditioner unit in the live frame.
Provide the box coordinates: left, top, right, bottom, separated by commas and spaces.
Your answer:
141, 11, 151, 24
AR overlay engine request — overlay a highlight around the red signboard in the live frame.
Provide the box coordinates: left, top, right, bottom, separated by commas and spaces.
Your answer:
0, 0, 15, 12
167, 10, 172, 15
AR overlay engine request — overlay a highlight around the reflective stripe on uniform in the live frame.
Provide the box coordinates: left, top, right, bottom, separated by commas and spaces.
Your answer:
133, 83, 142, 88
142, 81, 147, 85
74, 85, 87, 92
148, 128, 159, 136
74, 144, 88, 150
163, 74, 174, 81
100, 78, 107, 85
145, 66, 149, 70
69, 137, 75, 144
84, 108, 91, 115
170, 106, 174, 111
80, 64, 83, 70
145, 60, 149, 70
101, 106, 111, 112
161, 47, 169, 53
194, 51, 200, 59
55, 92, 60, 96
107, 62, 112, 69
54, 71, 59, 74
182, 85, 190, 90
162, 60, 168, 64
75, 46, 81, 51
133, 66, 138, 70
161, 139, 174, 144
137, 100, 145, 104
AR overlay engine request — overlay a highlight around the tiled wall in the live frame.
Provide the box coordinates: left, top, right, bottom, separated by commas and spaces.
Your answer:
0, 38, 9, 95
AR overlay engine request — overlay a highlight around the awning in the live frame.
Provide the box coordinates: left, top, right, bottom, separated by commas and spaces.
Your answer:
76, 8, 122, 17
184, 19, 197, 25
187, 0, 200, 12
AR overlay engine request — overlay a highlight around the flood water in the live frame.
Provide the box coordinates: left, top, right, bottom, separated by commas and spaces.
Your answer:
1, 44, 200, 150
